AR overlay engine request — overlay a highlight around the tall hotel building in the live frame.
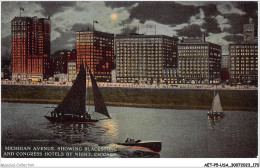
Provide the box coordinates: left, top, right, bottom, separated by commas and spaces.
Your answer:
229, 19, 258, 85
115, 34, 178, 84
76, 31, 114, 82
178, 34, 222, 84
11, 16, 51, 81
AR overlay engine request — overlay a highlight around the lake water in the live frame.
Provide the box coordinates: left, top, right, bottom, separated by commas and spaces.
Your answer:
1, 102, 258, 158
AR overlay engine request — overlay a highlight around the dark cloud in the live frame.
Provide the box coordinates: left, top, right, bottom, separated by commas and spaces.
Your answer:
235, 1, 258, 17
200, 4, 221, 34
1, 35, 12, 60
119, 26, 138, 35
51, 23, 95, 53
54, 27, 62, 33
201, 4, 220, 17
35, 1, 76, 16
51, 22, 98, 53
202, 17, 221, 33
223, 34, 243, 43
1, 1, 258, 57
51, 30, 75, 53
51, 34, 74, 53
105, 1, 139, 8
119, 18, 134, 26
129, 2, 200, 25
71, 23, 94, 32
237, 1, 258, 36
176, 24, 203, 37
225, 4, 232, 11
222, 2, 258, 35
223, 14, 249, 34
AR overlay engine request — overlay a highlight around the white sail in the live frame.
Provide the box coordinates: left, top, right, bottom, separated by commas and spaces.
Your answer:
212, 93, 223, 112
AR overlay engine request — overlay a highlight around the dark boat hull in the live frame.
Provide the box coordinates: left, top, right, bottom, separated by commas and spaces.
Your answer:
44, 116, 99, 124
117, 141, 162, 153
207, 112, 225, 119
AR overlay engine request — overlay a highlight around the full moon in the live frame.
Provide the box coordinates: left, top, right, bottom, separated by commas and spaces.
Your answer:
110, 13, 118, 21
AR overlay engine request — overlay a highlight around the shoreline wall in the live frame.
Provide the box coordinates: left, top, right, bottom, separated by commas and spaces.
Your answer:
1, 85, 258, 112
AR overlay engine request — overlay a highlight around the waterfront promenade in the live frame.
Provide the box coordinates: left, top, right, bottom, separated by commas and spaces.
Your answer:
2, 80, 257, 112
1, 80, 257, 91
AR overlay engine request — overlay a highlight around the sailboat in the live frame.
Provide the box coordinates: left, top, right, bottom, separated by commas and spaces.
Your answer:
207, 93, 224, 119
44, 62, 110, 124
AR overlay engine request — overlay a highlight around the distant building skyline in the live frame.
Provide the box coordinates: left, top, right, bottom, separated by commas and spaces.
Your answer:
7, 10, 258, 85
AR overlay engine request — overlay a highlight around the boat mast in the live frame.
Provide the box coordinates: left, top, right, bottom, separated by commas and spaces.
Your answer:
87, 66, 90, 113
212, 94, 214, 113
52, 61, 86, 117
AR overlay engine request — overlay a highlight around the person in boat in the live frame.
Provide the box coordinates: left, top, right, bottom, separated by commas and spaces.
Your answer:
135, 139, 141, 143
51, 112, 58, 118
125, 138, 130, 143
125, 138, 135, 143
86, 113, 91, 120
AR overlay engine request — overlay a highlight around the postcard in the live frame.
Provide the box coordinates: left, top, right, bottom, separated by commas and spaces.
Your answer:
1, 1, 258, 167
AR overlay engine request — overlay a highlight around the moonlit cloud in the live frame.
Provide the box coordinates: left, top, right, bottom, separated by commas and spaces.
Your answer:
217, 2, 246, 15
188, 8, 205, 29
215, 15, 231, 31
1, 1, 258, 59
207, 32, 231, 54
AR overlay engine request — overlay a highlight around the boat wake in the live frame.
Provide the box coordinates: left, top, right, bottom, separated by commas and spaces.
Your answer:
115, 146, 160, 158
54, 139, 100, 147
52, 140, 160, 158
109, 143, 160, 158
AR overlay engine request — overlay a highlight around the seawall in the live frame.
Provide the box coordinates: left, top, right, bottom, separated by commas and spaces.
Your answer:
1, 85, 258, 111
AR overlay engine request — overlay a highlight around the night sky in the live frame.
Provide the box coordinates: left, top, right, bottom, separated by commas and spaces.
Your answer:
1, 1, 258, 60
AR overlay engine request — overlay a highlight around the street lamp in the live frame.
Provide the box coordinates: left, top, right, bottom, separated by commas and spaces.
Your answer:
247, 80, 251, 87
238, 82, 241, 89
